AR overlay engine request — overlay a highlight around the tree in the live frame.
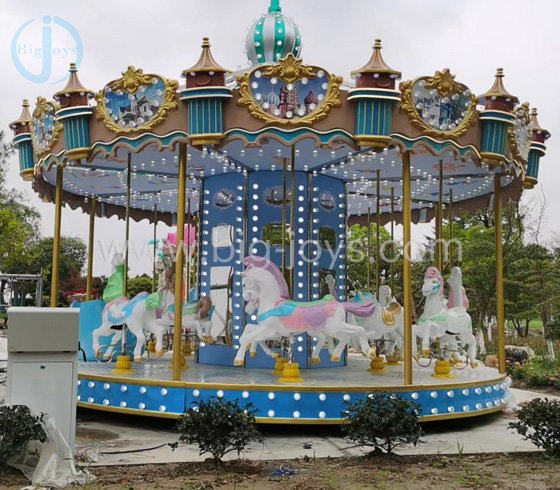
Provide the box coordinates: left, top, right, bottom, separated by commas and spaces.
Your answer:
347, 223, 402, 297
127, 275, 154, 297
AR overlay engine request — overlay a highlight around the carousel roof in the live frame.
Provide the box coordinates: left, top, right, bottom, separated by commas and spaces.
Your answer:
11, 0, 549, 226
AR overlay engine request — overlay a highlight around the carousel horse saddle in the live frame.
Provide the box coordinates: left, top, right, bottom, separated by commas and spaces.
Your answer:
381, 302, 402, 326
258, 295, 338, 331
447, 306, 467, 318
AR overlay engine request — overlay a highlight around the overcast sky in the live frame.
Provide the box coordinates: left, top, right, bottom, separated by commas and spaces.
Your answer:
1, 0, 558, 277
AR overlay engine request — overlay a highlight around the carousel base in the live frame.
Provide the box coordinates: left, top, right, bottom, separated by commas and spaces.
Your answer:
77, 353, 508, 424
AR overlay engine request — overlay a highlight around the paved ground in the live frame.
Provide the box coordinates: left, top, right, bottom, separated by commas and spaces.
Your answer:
73, 388, 558, 466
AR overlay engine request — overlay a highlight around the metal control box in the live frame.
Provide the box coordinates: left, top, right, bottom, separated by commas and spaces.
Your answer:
6, 307, 79, 449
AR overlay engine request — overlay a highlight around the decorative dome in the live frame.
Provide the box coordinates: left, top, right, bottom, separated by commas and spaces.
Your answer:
304, 90, 318, 105
245, 0, 302, 66
264, 90, 280, 106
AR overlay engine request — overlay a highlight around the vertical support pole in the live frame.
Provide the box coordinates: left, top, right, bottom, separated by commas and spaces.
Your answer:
173, 142, 188, 381
282, 158, 287, 279
152, 204, 158, 293
186, 195, 192, 297
290, 146, 296, 299
435, 159, 443, 272
51, 165, 63, 307
367, 207, 371, 292
448, 190, 454, 270
390, 187, 395, 294
124, 154, 132, 297
494, 174, 505, 374
376, 169, 381, 296
402, 151, 413, 385
86, 197, 96, 301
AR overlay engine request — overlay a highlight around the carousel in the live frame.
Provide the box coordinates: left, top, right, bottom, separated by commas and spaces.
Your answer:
10, 0, 550, 423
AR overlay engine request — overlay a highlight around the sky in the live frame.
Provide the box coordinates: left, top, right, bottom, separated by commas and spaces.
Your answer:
1, 0, 558, 277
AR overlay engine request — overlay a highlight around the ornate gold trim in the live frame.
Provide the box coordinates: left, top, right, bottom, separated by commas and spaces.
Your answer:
509, 102, 531, 165
399, 69, 478, 139
237, 54, 343, 126
94, 66, 179, 134
30, 97, 62, 157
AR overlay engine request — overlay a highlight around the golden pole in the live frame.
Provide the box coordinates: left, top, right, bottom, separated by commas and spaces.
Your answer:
186, 195, 192, 298
152, 204, 157, 293
448, 190, 453, 270
390, 187, 395, 294
290, 146, 296, 299
173, 142, 188, 380
494, 175, 506, 374
50, 165, 63, 307
86, 197, 96, 301
367, 207, 371, 292
376, 169, 381, 297
402, 151, 413, 385
282, 158, 287, 279
435, 160, 443, 272
124, 154, 132, 297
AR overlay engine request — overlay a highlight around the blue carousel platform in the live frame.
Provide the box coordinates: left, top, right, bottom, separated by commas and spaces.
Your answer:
77, 354, 508, 424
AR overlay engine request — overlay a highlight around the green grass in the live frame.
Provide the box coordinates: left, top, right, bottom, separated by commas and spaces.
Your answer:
506, 318, 544, 332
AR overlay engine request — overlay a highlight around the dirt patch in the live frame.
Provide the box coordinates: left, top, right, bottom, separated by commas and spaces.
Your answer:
2, 453, 560, 490
77, 426, 119, 442
511, 378, 560, 397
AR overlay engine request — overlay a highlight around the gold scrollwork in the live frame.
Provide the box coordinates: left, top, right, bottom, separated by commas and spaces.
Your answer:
399, 69, 478, 140
237, 54, 343, 126
508, 102, 531, 165
31, 97, 62, 157
95, 66, 179, 134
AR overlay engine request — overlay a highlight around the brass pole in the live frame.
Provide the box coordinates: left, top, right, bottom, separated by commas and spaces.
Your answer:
494, 175, 506, 374
50, 165, 63, 307
448, 190, 453, 270
390, 187, 395, 294
367, 207, 371, 292
402, 151, 413, 385
290, 146, 296, 299
282, 158, 287, 279
124, 154, 132, 297
86, 197, 96, 301
376, 169, 381, 297
435, 160, 443, 272
186, 195, 192, 297
173, 143, 188, 380
152, 204, 157, 293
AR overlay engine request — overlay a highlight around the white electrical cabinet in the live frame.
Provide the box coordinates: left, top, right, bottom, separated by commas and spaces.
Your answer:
6, 307, 80, 449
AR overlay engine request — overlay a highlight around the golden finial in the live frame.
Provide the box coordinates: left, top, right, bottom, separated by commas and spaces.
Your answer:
183, 37, 231, 75
480, 67, 518, 102
351, 39, 401, 77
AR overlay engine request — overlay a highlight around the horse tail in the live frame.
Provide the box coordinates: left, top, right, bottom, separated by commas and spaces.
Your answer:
342, 301, 375, 318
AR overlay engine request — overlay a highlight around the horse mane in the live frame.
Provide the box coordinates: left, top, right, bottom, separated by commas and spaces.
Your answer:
244, 256, 290, 300
424, 266, 444, 300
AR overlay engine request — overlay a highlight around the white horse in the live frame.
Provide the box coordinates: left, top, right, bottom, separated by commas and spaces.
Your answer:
348, 289, 404, 357
416, 267, 478, 367
234, 256, 373, 366
92, 292, 166, 362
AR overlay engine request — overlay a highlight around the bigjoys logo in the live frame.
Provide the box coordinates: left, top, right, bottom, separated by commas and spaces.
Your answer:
11, 16, 83, 84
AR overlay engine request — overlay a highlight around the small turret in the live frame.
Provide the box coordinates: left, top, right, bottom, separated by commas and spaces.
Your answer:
10, 100, 34, 180
524, 108, 551, 189
348, 40, 401, 149
479, 68, 518, 166
181, 38, 232, 147
53, 63, 94, 160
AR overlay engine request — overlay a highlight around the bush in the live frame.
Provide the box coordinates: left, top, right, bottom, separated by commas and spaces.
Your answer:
505, 347, 530, 364
509, 358, 560, 389
171, 397, 263, 468
342, 392, 424, 455
0, 405, 46, 468
509, 398, 560, 457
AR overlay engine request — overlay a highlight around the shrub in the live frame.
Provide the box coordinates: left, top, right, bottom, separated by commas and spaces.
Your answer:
509, 398, 560, 457
0, 405, 46, 468
505, 347, 530, 364
171, 397, 263, 468
509, 358, 560, 388
342, 391, 424, 455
